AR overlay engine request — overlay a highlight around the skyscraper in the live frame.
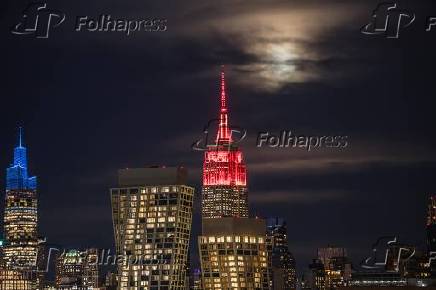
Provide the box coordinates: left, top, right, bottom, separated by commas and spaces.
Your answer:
317, 247, 347, 269
199, 218, 269, 289
199, 70, 269, 290
55, 248, 99, 289
266, 217, 296, 290
427, 195, 436, 277
317, 246, 351, 288
1, 128, 38, 289
111, 167, 194, 290
303, 259, 326, 290
427, 196, 436, 252
201, 70, 248, 219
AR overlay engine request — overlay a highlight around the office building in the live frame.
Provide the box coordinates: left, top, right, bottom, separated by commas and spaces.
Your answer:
1, 129, 38, 289
317, 247, 347, 270
55, 248, 99, 289
266, 217, 296, 290
111, 166, 194, 289
0, 268, 33, 290
199, 218, 269, 289
317, 246, 351, 287
105, 271, 118, 290
426, 195, 436, 277
427, 196, 436, 251
303, 259, 326, 290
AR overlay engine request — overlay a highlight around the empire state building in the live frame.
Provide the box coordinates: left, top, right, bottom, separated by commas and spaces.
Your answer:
201, 70, 248, 219
199, 69, 269, 290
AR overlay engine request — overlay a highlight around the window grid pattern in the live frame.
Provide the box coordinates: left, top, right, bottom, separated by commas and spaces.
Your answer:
199, 235, 269, 290
111, 185, 194, 290
202, 186, 248, 219
3, 190, 38, 271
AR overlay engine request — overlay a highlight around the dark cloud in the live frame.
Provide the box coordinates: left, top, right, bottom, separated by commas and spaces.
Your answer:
250, 190, 347, 204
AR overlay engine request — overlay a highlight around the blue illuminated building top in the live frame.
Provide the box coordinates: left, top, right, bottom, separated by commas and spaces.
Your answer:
6, 128, 37, 190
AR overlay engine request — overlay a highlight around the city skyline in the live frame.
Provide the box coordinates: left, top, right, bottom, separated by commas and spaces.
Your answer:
2, 0, 436, 281
0, 76, 434, 272
0, 71, 434, 274
1, 71, 435, 288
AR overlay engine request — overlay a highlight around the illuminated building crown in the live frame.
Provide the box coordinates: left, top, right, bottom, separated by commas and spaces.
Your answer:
6, 127, 37, 190
203, 69, 247, 187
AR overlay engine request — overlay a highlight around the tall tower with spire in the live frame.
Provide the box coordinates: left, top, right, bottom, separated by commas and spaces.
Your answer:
199, 69, 269, 290
201, 69, 248, 218
3, 128, 39, 274
6, 128, 37, 191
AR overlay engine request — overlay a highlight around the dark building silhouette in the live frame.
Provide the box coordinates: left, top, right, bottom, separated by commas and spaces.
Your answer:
317, 246, 351, 288
266, 217, 296, 290
303, 259, 326, 290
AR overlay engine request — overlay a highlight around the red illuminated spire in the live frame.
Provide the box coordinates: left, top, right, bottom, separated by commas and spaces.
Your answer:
202, 67, 248, 218
203, 67, 247, 193
216, 67, 232, 144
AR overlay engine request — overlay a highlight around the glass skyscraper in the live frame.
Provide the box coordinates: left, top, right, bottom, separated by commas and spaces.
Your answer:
1, 128, 38, 290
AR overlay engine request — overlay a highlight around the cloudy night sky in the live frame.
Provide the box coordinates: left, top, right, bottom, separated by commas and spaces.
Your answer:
1, 0, 436, 271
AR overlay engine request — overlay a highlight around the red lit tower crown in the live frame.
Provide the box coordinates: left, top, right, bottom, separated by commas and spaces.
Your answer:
202, 69, 248, 218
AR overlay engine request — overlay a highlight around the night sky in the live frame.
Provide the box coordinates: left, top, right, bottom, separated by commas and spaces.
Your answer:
1, 0, 436, 272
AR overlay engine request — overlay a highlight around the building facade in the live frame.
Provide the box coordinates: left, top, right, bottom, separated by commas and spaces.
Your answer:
199, 70, 270, 290
199, 218, 269, 290
55, 248, 99, 289
55, 249, 85, 289
111, 167, 194, 290
317, 246, 351, 288
266, 217, 296, 290
427, 195, 436, 250
303, 259, 326, 290
1, 129, 38, 290
0, 268, 34, 290
427, 195, 436, 277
